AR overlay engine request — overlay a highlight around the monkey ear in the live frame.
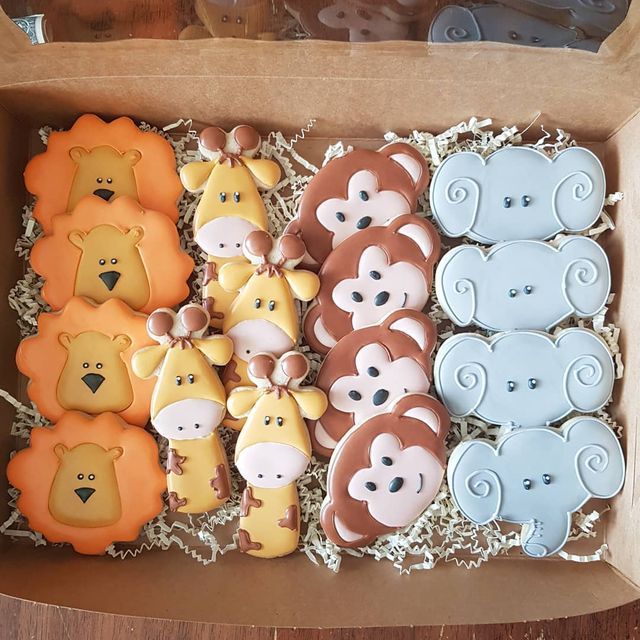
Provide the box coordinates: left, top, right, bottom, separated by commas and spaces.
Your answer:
58, 332, 73, 349
108, 446, 124, 461
69, 146, 88, 164
54, 443, 68, 460
122, 149, 142, 166
127, 226, 144, 244
68, 230, 86, 249
113, 334, 133, 352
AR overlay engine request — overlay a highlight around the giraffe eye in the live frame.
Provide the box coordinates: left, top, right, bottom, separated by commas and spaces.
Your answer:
268, 300, 276, 311
254, 298, 261, 308
187, 374, 195, 384
264, 416, 271, 425
277, 417, 284, 426
176, 376, 182, 386
219, 192, 226, 203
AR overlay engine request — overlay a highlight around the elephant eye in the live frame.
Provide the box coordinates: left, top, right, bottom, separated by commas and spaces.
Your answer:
177, 426, 184, 431
82, 362, 89, 368
507, 380, 516, 392
175, 376, 182, 386
528, 378, 537, 389
503, 196, 512, 208
522, 478, 532, 490
233, 192, 240, 203
188, 374, 195, 384
508, 289, 517, 298
268, 300, 276, 311
365, 481, 377, 491
367, 366, 379, 377
351, 292, 363, 303
336, 212, 346, 222
381, 456, 392, 466
88, 473, 95, 480
219, 192, 226, 203
277, 417, 284, 426
521, 195, 532, 207
348, 390, 362, 401
523, 285, 533, 295
254, 298, 261, 308
531, 36, 541, 43
359, 190, 369, 202
509, 31, 519, 40
542, 474, 551, 485
77, 473, 84, 480
264, 416, 271, 425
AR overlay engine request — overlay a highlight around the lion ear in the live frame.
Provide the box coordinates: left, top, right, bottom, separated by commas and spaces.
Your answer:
68, 230, 86, 249
54, 443, 68, 460
58, 332, 74, 349
108, 446, 124, 461
113, 334, 132, 352
69, 146, 88, 164
122, 149, 142, 167
127, 226, 144, 244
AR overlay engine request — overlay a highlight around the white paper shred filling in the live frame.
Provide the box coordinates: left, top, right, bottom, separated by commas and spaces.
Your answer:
0, 118, 623, 572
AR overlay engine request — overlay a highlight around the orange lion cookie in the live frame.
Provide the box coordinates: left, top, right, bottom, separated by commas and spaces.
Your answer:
16, 297, 155, 426
6, 411, 166, 555
30, 196, 194, 313
24, 114, 183, 234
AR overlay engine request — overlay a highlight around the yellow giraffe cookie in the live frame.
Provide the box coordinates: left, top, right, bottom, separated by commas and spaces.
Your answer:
227, 351, 327, 558
132, 304, 234, 513
181, 125, 281, 328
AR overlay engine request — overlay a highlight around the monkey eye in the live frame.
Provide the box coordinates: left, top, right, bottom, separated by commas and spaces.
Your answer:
365, 481, 377, 491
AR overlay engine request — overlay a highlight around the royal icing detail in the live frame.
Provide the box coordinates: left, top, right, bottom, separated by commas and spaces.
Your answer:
321, 393, 450, 548
303, 214, 440, 355
219, 230, 320, 429
228, 351, 327, 558
310, 309, 436, 457
428, 5, 601, 50
132, 304, 233, 513
6, 411, 166, 555
181, 125, 280, 328
30, 195, 193, 313
448, 417, 625, 557
24, 114, 182, 234
435, 236, 611, 332
190, 0, 279, 39
288, 142, 429, 265
16, 297, 155, 426
434, 328, 615, 428
430, 146, 605, 243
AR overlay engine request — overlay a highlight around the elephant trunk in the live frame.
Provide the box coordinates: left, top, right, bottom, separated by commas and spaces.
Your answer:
520, 512, 572, 558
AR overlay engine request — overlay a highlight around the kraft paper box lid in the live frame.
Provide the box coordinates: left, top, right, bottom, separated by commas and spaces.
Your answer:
0, 4, 639, 628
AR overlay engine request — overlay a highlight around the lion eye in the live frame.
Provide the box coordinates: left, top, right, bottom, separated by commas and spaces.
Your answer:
111, 258, 117, 265
96, 363, 103, 369
96, 178, 103, 184
77, 473, 84, 480
82, 362, 89, 369
99, 258, 106, 266
88, 474, 95, 481
106, 178, 113, 184
365, 481, 377, 491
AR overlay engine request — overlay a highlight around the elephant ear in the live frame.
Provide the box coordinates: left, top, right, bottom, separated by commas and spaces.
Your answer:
556, 329, 615, 414
564, 417, 625, 499
551, 147, 606, 232
436, 245, 485, 326
429, 6, 482, 43
434, 334, 489, 417
558, 236, 611, 317
430, 152, 484, 238
448, 439, 502, 525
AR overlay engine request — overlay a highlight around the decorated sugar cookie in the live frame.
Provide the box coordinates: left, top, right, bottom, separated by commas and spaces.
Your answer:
31, 196, 194, 313
6, 411, 166, 555
434, 329, 615, 428
132, 304, 234, 513
287, 142, 429, 266
227, 352, 327, 558
181, 125, 280, 328
435, 236, 611, 332
429, 146, 606, 243
24, 114, 182, 234
448, 417, 625, 557
16, 297, 154, 426
310, 309, 436, 457
321, 393, 449, 548
303, 214, 439, 355
219, 230, 320, 429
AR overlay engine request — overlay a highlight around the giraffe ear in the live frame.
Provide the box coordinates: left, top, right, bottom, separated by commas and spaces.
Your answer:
218, 262, 255, 293
227, 388, 262, 418
131, 345, 169, 379
192, 336, 234, 366
283, 269, 320, 301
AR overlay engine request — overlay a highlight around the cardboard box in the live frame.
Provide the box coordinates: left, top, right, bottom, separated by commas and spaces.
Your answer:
0, 5, 639, 627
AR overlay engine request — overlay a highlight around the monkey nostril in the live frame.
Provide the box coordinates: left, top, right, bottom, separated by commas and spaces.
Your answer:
374, 291, 390, 306
389, 477, 404, 493
356, 216, 372, 230
372, 389, 389, 406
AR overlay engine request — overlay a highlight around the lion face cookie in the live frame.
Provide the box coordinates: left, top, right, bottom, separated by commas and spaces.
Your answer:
24, 114, 183, 233
7, 411, 166, 555
31, 196, 193, 313
310, 309, 436, 457
320, 393, 449, 548
289, 142, 429, 266
303, 214, 439, 354
16, 297, 155, 426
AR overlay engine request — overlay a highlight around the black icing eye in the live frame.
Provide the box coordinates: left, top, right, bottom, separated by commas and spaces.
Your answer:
233, 192, 240, 203
176, 376, 182, 386
236, 16, 242, 24
521, 195, 531, 207
276, 474, 283, 479
88, 473, 95, 480
365, 481, 377, 491
369, 270, 381, 280
106, 178, 113, 184
99, 258, 106, 266
531, 36, 541, 43
528, 378, 537, 389
277, 417, 284, 426
82, 362, 89, 369
374, 291, 390, 306
508, 289, 517, 298
96, 363, 103, 369
177, 426, 184, 431
509, 30, 519, 40
507, 380, 515, 392
348, 390, 362, 401
254, 298, 261, 308
356, 216, 372, 230
222, 14, 229, 22
367, 366, 379, 377
503, 196, 511, 208
359, 190, 369, 201
235, 242, 241, 248
110, 258, 117, 265
268, 300, 276, 311
523, 478, 532, 490
336, 212, 345, 222
264, 416, 271, 425
96, 178, 103, 184
195, 423, 200, 429
77, 473, 84, 480
219, 243, 225, 248
542, 474, 551, 485
351, 292, 363, 303
188, 374, 195, 384
524, 285, 533, 295
219, 192, 226, 203
381, 456, 392, 466
257, 473, 263, 478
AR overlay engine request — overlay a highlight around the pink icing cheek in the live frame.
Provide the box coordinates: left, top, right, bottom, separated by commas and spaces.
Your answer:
195, 217, 259, 257
152, 399, 225, 440
227, 320, 294, 362
236, 442, 309, 488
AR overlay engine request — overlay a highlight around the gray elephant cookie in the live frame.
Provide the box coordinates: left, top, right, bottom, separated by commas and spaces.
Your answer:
435, 236, 611, 331
429, 146, 606, 243
434, 328, 614, 427
428, 4, 602, 50
448, 417, 625, 557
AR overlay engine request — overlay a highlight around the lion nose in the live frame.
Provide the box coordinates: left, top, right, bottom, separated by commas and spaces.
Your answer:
372, 389, 389, 406
81, 373, 105, 394
93, 188, 115, 201
356, 216, 372, 229
99, 270, 121, 291
74, 487, 96, 503
388, 477, 404, 493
